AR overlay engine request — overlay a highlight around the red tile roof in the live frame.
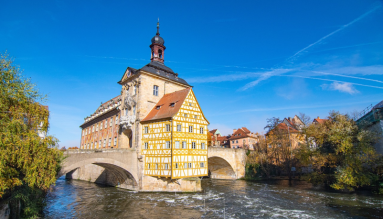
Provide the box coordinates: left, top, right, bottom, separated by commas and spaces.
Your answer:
141, 88, 191, 122
209, 129, 217, 135
229, 127, 254, 140
313, 118, 328, 124
241, 127, 250, 133
268, 123, 299, 135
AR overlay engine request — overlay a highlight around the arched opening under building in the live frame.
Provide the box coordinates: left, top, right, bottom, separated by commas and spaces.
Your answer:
64, 162, 138, 190
208, 156, 236, 179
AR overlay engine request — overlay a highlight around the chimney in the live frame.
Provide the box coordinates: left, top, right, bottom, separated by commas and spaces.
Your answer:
233, 129, 237, 134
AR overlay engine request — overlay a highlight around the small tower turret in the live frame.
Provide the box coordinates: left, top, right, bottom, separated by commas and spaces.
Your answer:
150, 19, 166, 63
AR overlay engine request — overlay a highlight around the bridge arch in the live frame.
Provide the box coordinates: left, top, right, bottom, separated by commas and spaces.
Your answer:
208, 156, 236, 179
207, 147, 246, 179
59, 157, 138, 190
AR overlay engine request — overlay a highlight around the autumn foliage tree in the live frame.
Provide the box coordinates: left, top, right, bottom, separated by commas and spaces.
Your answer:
296, 111, 381, 191
0, 53, 63, 216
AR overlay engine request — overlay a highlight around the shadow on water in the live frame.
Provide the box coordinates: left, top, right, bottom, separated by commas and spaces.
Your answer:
44, 177, 383, 219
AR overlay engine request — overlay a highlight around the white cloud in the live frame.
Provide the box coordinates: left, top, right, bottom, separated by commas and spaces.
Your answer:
321, 82, 359, 94
321, 65, 383, 76
187, 71, 262, 83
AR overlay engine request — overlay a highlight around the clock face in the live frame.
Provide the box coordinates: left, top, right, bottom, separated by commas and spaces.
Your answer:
127, 70, 131, 77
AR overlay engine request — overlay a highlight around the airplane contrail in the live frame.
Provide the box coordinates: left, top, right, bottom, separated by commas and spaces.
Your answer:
287, 5, 382, 62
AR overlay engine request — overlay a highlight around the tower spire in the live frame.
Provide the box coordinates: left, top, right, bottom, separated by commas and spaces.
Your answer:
150, 19, 165, 63
156, 18, 160, 36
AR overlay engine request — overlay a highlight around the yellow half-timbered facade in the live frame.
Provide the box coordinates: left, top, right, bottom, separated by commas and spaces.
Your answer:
141, 88, 209, 179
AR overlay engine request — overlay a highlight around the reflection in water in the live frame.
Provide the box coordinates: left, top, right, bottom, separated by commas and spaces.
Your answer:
44, 177, 383, 219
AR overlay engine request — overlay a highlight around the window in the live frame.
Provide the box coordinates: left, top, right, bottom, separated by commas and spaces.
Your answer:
166, 124, 170, 132
110, 117, 113, 126
194, 115, 197, 119
156, 106, 161, 110
184, 163, 188, 169
96, 124, 98, 131
189, 103, 192, 106
175, 141, 180, 149
177, 124, 181, 132
192, 142, 196, 149
144, 142, 148, 149
236, 140, 238, 143
268, 144, 272, 148
133, 85, 136, 95
148, 163, 150, 169
243, 139, 246, 143
201, 143, 205, 149
188, 163, 192, 168
87, 143, 89, 149
170, 102, 175, 107
175, 163, 178, 169
165, 141, 170, 149
103, 139, 106, 147
155, 164, 158, 170
92, 126, 94, 132
133, 106, 136, 115
165, 164, 168, 170
184, 113, 188, 117
99, 140, 102, 149
158, 49, 163, 59
189, 126, 193, 133
200, 162, 205, 168
108, 138, 111, 147
91, 142, 93, 149
114, 137, 117, 146
153, 85, 159, 96
232, 140, 234, 143
115, 116, 119, 125
182, 141, 187, 149
144, 126, 148, 134
105, 120, 107, 128
200, 127, 204, 134
100, 122, 103, 130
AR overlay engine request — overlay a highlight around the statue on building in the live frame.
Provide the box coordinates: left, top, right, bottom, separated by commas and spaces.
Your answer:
120, 89, 136, 131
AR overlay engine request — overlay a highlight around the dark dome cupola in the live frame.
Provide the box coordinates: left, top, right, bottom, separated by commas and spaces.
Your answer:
150, 20, 166, 63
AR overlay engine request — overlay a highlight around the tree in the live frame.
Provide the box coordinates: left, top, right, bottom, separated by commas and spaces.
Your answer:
298, 112, 311, 126
297, 111, 381, 191
0, 53, 63, 216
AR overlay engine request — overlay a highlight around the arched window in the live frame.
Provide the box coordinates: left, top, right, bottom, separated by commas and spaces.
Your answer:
158, 49, 162, 59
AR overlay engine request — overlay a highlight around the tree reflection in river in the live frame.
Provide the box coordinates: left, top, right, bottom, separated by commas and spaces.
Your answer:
44, 177, 383, 218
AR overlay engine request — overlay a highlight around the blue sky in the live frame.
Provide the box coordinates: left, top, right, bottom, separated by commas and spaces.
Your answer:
1, 0, 383, 147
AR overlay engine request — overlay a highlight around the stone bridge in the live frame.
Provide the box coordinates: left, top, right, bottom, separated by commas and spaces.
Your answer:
60, 147, 246, 192
207, 147, 246, 179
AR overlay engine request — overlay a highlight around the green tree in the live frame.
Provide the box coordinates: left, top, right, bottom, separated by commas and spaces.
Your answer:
0, 53, 63, 217
297, 111, 380, 191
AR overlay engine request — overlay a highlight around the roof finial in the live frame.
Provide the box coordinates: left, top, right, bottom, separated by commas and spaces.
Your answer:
156, 18, 160, 36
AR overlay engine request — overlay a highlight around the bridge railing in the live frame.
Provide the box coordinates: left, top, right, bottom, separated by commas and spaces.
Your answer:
64, 148, 136, 154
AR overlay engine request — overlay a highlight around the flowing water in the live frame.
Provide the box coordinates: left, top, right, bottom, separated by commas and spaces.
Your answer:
44, 177, 383, 218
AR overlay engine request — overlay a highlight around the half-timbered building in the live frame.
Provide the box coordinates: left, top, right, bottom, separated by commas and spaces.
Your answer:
79, 21, 209, 180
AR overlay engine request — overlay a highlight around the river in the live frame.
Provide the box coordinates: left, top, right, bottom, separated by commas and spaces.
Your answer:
44, 177, 383, 218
